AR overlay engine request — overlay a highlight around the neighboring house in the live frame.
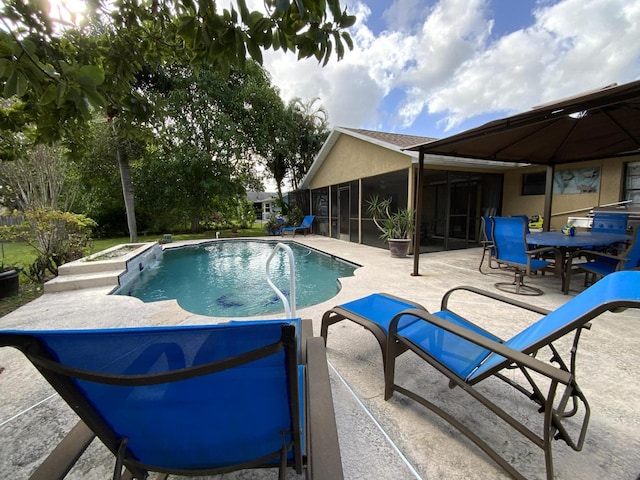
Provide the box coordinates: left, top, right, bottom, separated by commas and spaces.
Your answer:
247, 192, 280, 222
292, 126, 640, 252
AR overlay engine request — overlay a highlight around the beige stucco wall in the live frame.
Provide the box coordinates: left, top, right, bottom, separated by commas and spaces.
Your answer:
502, 154, 639, 231
308, 135, 413, 189
308, 130, 639, 233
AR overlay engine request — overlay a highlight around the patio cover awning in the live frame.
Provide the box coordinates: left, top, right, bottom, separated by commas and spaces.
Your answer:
406, 79, 640, 275
406, 79, 640, 164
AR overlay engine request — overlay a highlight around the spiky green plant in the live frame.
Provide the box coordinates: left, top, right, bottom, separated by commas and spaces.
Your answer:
366, 195, 415, 241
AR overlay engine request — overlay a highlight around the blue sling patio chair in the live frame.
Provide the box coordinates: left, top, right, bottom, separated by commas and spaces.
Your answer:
282, 215, 315, 237
590, 212, 629, 234
321, 270, 640, 480
0, 319, 342, 480
492, 216, 560, 295
564, 228, 640, 294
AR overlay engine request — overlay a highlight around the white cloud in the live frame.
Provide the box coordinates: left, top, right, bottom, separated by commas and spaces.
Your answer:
263, 1, 407, 127
382, 0, 431, 32
260, 0, 640, 135
415, 0, 640, 130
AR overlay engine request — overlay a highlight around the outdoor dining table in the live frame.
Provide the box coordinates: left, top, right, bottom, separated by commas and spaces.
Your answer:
526, 230, 632, 290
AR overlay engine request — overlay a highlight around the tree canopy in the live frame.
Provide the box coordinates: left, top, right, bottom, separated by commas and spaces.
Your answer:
0, 0, 355, 141
1, 0, 354, 242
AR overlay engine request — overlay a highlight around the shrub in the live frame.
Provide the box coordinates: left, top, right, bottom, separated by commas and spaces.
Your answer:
0, 209, 97, 282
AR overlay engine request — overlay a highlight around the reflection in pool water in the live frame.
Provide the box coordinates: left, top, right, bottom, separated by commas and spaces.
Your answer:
115, 241, 358, 317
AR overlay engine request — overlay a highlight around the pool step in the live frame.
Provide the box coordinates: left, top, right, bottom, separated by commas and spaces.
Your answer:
57, 259, 127, 276
44, 243, 160, 294
44, 269, 122, 293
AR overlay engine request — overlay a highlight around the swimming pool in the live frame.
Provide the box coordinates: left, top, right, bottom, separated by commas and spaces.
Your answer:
115, 240, 358, 317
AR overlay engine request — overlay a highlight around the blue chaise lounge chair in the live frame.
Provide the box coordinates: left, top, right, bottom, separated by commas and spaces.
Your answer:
1, 319, 342, 480
321, 270, 640, 480
282, 215, 315, 237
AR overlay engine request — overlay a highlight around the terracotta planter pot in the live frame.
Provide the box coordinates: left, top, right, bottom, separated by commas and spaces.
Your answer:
0, 268, 20, 298
388, 238, 411, 258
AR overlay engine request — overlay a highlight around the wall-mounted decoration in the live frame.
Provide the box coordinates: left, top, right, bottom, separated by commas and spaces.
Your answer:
553, 167, 600, 194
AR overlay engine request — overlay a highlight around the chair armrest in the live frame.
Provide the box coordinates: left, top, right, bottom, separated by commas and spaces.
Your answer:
305, 337, 343, 479
440, 285, 551, 315
526, 246, 560, 257
568, 249, 624, 263
300, 319, 313, 364
389, 308, 572, 385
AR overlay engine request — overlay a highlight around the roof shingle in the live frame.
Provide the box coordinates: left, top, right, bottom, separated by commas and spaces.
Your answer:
343, 128, 436, 149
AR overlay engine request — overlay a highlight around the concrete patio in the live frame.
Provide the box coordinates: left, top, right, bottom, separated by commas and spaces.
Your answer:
1, 236, 639, 479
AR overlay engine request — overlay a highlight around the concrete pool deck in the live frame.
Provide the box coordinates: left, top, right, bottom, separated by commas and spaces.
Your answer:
1, 235, 639, 479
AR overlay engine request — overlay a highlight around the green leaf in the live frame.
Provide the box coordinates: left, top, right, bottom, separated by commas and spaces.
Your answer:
263, 29, 273, 50
236, 30, 247, 60
39, 84, 58, 106
273, 29, 281, 50
21, 39, 37, 56
322, 40, 332, 66
327, 0, 342, 20
336, 35, 345, 59
83, 86, 107, 107
14, 72, 28, 97
229, 6, 238, 23
3, 71, 18, 97
237, 0, 250, 22
56, 82, 67, 105
77, 65, 105, 86
0, 58, 11, 78
275, 0, 290, 13
256, 17, 271, 33
340, 14, 357, 29
246, 38, 263, 64
247, 11, 263, 28
342, 31, 354, 50
177, 15, 197, 41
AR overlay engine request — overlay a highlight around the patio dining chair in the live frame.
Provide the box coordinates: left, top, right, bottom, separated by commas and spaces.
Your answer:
0, 319, 342, 480
478, 216, 497, 273
590, 212, 629, 234
564, 228, 640, 294
321, 270, 640, 480
589, 212, 630, 254
492, 216, 560, 295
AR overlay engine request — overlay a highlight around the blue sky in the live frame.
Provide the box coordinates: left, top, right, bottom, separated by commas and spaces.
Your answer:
262, 0, 640, 140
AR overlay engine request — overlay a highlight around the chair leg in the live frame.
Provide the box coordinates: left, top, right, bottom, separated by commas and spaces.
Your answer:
495, 271, 544, 296
479, 246, 498, 274
479, 248, 487, 273
29, 420, 95, 480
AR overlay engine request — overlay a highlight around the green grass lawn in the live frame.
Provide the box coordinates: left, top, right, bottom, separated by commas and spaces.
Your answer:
0, 223, 271, 318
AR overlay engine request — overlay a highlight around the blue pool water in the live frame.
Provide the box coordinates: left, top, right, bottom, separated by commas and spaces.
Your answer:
116, 241, 358, 317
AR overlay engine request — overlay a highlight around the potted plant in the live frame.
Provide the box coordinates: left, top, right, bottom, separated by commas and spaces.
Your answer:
265, 216, 284, 236
366, 195, 415, 258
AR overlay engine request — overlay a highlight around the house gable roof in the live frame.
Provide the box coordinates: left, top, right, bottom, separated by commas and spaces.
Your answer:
298, 127, 524, 190
299, 127, 434, 189
247, 192, 278, 203
341, 128, 437, 149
